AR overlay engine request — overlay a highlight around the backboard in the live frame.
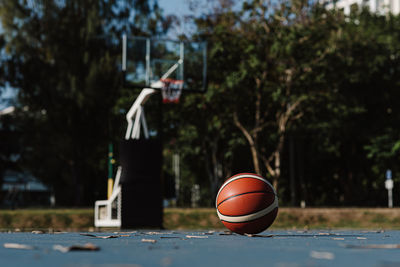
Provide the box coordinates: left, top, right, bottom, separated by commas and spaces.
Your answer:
122, 35, 207, 93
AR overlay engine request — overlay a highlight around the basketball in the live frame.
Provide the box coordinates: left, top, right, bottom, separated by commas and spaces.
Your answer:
216, 173, 278, 234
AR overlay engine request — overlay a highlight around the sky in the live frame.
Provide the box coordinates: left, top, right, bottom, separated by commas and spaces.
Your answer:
159, 0, 244, 15
158, 0, 243, 37
0, 87, 15, 110
158, 0, 193, 16
158, 0, 206, 37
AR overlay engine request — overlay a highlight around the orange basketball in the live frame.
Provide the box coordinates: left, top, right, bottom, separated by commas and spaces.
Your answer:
216, 173, 278, 234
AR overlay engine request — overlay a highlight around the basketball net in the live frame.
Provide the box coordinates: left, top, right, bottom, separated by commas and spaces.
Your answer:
160, 78, 183, 104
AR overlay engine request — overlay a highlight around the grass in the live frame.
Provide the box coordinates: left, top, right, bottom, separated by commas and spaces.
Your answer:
164, 208, 222, 230
272, 208, 400, 230
1, 207, 400, 231
0, 208, 93, 231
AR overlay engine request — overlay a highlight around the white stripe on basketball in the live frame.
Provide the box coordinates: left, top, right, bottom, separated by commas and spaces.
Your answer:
216, 173, 276, 207
217, 195, 278, 223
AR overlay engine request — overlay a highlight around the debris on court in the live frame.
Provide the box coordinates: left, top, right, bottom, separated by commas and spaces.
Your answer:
50, 230, 68, 234
318, 232, 334, 236
361, 230, 384, 233
244, 233, 273, 238
79, 233, 119, 239
143, 231, 163, 235
310, 251, 335, 260
345, 244, 400, 249
114, 231, 137, 234
1, 230, 400, 266
204, 231, 215, 235
297, 230, 309, 233
141, 239, 157, 243
3, 243, 35, 250
219, 231, 234, 235
186, 235, 208, 239
53, 243, 100, 253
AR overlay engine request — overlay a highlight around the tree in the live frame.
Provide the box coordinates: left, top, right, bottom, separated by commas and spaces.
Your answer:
0, 0, 168, 205
192, 0, 338, 192
290, 6, 400, 206
169, 0, 400, 206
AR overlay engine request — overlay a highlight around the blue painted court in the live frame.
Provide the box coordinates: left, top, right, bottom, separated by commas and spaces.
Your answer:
2, 230, 400, 266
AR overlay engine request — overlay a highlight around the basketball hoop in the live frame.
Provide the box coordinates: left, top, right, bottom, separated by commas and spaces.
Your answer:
160, 78, 183, 104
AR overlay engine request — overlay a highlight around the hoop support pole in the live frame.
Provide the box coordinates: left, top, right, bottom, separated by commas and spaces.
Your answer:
125, 88, 157, 140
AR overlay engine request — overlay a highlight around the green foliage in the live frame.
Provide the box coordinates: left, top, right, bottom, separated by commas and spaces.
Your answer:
0, 0, 166, 205
162, 1, 400, 206
2, 0, 400, 207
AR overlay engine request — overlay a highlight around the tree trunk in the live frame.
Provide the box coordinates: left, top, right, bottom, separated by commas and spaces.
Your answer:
273, 151, 280, 191
250, 144, 261, 175
233, 112, 261, 175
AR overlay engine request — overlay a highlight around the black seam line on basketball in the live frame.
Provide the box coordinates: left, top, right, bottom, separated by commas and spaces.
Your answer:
221, 177, 268, 189
217, 191, 276, 208
218, 199, 277, 217
218, 177, 274, 199
220, 207, 278, 224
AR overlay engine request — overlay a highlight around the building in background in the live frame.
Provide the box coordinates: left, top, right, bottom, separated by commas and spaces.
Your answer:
1, 170, 55, 208
322, 0, 400, 14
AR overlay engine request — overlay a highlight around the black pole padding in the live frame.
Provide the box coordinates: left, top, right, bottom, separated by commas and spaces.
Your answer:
119, 139, 163, 229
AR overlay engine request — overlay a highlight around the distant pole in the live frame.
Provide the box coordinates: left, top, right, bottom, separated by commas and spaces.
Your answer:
173, 154, 180, 204
289, 135, 296, 206
107, 143, 114, 199
385, 169, 393, 208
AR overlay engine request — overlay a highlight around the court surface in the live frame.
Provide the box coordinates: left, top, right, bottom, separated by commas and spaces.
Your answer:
1, 230, 400, 266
